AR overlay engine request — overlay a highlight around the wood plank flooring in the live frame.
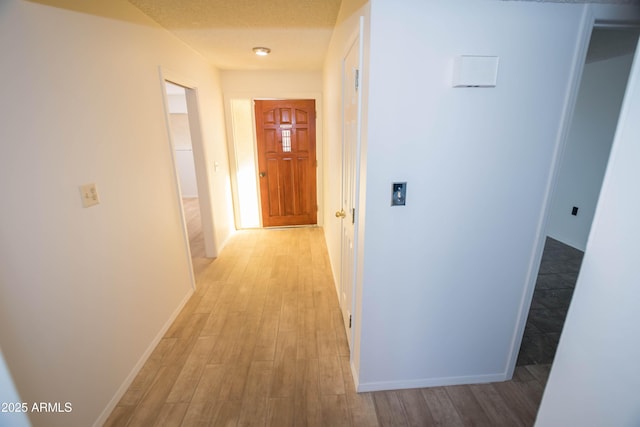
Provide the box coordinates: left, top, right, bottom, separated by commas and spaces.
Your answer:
181, 198, 212, 276
105, 226, 550, 426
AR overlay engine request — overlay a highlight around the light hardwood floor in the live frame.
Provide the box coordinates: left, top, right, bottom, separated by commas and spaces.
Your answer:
105, 219, 550, 426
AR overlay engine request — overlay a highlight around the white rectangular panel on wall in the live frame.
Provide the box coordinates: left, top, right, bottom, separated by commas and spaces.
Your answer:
453, 55, 499, 87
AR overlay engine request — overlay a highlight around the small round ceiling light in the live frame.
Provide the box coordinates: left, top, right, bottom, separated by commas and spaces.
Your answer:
253, 47, 271, 56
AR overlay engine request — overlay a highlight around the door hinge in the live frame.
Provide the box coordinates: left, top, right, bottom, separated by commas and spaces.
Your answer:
315, 160, 318, 167
316, 204, 319, 212
352, 208, 355, 224
355, 69, 360, 91
349, 315, 352, 329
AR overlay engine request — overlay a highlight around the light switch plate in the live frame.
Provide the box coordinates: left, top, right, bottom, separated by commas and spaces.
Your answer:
391, 182, 406, 206
80, 183, 100, 208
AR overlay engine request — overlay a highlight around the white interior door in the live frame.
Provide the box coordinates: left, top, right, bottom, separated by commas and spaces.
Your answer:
338, 33, 362, 350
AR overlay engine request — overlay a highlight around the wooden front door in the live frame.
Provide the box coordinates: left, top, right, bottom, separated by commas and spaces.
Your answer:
255, 99, 317, 227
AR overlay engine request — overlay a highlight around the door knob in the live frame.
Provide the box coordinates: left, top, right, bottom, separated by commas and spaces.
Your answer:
259, 172, 266, 178
335, 209, 346, 218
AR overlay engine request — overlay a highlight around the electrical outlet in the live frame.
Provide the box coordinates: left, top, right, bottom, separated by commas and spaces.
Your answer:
80, 183, 100, 208
391, 182, 407, 206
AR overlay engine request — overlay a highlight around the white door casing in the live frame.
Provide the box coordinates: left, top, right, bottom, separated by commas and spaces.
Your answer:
338, 25, 364, 350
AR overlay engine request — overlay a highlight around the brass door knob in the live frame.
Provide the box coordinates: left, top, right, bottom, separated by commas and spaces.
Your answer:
335, 209, 346, 218
259, 172, 266, 178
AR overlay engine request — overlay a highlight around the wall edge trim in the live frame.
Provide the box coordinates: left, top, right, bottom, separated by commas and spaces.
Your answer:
355, 372, 507, 393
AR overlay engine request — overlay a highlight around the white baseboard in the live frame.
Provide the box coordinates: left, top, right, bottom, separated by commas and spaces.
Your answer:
92, 288, 195, 427
356, 371, 508, 392
350, 359, 360, 391
216, 231, 232, 256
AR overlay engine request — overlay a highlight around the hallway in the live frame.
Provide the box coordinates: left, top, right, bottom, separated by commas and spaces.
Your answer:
517, 237, 583, 366
105, 228, 549, 426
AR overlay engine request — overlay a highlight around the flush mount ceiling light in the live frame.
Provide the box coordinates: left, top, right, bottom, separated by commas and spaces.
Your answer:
253, 47, 271, 56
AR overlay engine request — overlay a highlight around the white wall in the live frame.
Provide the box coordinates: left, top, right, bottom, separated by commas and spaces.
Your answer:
354, 0, 590, 390
547, 52, 634, 251
0, 1, 233, 426
174, 147, 199, 197
166, 85, 199, 198
536, 39, 640, 427
221, 70, 323, 94
169, 114, 192, 147
228, 99, 261, 228
169, 113, 198, 197
221, 71, 324, 228
167, 94, 188, 114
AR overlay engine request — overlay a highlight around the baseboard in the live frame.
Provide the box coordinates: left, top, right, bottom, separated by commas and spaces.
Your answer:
356, 371, 508, 392
92, 288, 195, 427
216, 230, 233, 256
350, 359, 360, 391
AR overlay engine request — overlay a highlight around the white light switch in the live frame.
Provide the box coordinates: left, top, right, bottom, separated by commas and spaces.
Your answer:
80, 183, 100, 208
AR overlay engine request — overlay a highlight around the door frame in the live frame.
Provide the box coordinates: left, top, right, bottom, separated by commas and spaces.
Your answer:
159, 67, 218, 289
223, 92, 324, 229
506, 6, 640, 377
339, 17, 365, 355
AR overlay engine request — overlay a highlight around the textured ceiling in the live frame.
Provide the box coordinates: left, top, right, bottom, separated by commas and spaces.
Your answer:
127, 0, 640, 70
128, 0, 342, 70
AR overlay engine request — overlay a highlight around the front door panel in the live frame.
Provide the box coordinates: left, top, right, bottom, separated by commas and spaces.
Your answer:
255, 99, 317, 227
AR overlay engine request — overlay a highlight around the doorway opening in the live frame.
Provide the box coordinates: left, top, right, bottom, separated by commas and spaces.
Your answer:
164, 82, 206, 271
517, 26, 639, 366
162, 77, 217, 283
224, 91, 324, 230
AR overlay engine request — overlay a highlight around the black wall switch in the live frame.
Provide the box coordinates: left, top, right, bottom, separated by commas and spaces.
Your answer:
572, 206, 579, 216
391, 182, 406, 206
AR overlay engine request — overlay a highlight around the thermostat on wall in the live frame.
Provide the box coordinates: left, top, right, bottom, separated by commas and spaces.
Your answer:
453, 55, 499, 88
